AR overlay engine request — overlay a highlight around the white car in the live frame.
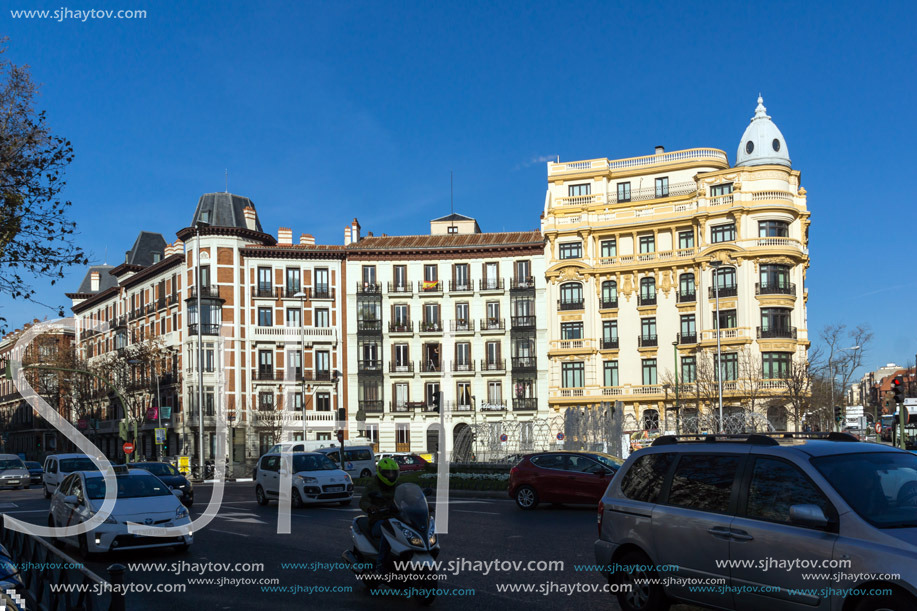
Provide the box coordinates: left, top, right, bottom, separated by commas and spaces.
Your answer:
43, 454, 99, 498
48, 468, 192, 557
255, 452, 353, 507
0, 454, 30, 490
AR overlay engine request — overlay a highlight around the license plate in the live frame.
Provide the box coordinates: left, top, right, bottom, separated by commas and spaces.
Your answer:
326, 485, 344, 492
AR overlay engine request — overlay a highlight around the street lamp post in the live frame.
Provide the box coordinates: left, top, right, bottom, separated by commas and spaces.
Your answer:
294, 291, 308, 442
672, 340, 679, 434
194, 220, 209, 474
710, 260, 726, 433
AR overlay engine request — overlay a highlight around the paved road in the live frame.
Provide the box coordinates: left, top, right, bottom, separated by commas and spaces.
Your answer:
2, 484, 702, 611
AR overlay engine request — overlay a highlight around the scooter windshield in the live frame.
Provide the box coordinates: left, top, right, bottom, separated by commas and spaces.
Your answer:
394, 483, 430, 533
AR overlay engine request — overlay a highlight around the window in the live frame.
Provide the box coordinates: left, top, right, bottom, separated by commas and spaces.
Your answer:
199, 265, 211, 288
314, 308, 329, 327
257, 267, 272, 291
258, 307, 273, 327
393, 383, 409, 408
679, 273, 695, 299
711, 183, 733, 197
639, 235, 655, 254
559, 282, 583, 308
762, 352, 791, 379
487, 381, 502, 405
620, 454, 676, 503
453, 264, 470, 290
314, 268, 329, 294
655, 177, 669, 198
761, 308, 791, 334
392, 304, 409, 325
667, 455, 740, 514
423, 303, 440, 329
568, 183, 591, 196
396, 424, 410, 445
678, 230, 694, 249
680, 315, 696, 339
616, 182, 631, 202
558, 242, 582, 260
602, 320, 618, 345
485, 341, 501, 366
713, 267, 736, 290
204, 347, 215, 372
561, 362, 584, 388
289, 350, 302, 378
486, 301, 500, 325
204, 387, 215, 416
639, 277, 656, 303
362, 265, 376, 286
483, 263, 499, 289
455, 302, 470, 325
424, 265, 438, 282
711, 223, 736, 243
716, 309, 737, 329
641, 317, 656, 341
561, 322, 583, 340
393, 265, 408, 290
759, 220, 789, 237
715, 352, 738, 381
447, 226, 458, 234
258, 350, 273, 374
760, 264, 791, 292
455, 342, 471, 369
456, 382, 471, 407
681, 356, 696, 384
285, 308, 301, 327
259, 392, 274, 412
286, 268, 301, 293
600, 239, 616, 258
315, 351, 330, 375
604, 361, 619, 387
514, 260, 531, 283
746, 458, 831, 526
642, 358, 657, 385
601, 281, 617, 307
315, 392, 330, 411
393, 344, 410, 368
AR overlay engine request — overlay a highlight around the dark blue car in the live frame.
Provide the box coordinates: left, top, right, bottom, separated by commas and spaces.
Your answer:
129, 462, 194, 507
24, 461, 43, 485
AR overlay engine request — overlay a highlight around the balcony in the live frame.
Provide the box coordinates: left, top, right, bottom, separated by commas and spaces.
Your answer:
449, 280, 474, 293
600, 338, 619, 350
312, 287, 334, 300
558, 299, 584, 311
756, 282, 797, 296
480, 359, 506, 374
389, 321, 413, 334
600, 299, 618, 309
738, 237, 808, 256
419, 321, 442, 333
637, 294, 657, 307
513, 398, 538, 411
389, 362, 414, 374
253, 287, 277, 299
479, 402, 507, 412
390, 401, 421, 413
358, 360, 383, 374
548, 149, 728, 177
479, 278, 504, 292
551, 339, 595, 351
677, 333, 697, 345
708, 285, 738, 299
387, 282, 412, 295
420, 361, 442, 374
511, 316, 536, 330
480, 318, 505, 332
677, 290, 696, 304
510, 276, 535, 291
448, 401, 474, 414
757, 326, 797, 340
450, 320, 475, 333
357, 281, 382, 295
607, 180, 698, 204
451, 361, 475, 373
156, 298, 166, 310
251, 369, 281, 381
283, 287, 307, 299
360, 400, 384, 414
638, 335, 658, 348
251, 326, 337, 342
511, 356, 537, 371
418, 281, 442, 294
357, 319, 383, 334
188, 323, 220, 336
701, 327, 751, 342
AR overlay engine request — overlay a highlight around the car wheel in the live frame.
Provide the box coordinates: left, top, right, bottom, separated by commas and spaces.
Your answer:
255, 485, 269, 506
339, 499, 352, 506
360, 469, 371, 479
615, 550, 669, 611
44, 485, 52, 499
853, 590, 916, 611
291, 488, 304, 509
514, 485, 539, 510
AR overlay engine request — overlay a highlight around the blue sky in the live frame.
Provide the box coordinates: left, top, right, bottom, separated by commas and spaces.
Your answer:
3, 0, 916, 373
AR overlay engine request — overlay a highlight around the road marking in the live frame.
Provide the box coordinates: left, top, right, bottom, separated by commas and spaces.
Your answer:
454, 510, 499, 515
209, 528, 249, 537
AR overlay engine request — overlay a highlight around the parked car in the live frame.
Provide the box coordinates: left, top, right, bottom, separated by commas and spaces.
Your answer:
391, 454, 430, 473
0, 454, 30, 490
48, 467, 192, 558
129, 462, 194, 507
42, 454, 99, 499
24, 461, 44, 486
595, 432, 917, 611
509, 451, 623, 509
315, 445, 376, 479
254, 452, 353, 507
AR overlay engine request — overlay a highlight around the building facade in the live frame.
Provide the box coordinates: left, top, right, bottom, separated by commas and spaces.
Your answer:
542, 96, 810, 432
343, 214, 549, 457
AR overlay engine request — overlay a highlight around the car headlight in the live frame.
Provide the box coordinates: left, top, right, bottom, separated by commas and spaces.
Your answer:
429, 534, 437, 545
295, 475, 318, 484
176, 506, 189, 520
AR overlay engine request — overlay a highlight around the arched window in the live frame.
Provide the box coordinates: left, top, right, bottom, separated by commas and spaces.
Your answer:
639, 277, 656, 305
559, 283, 583, 310
601, 280, 617, 308
642, 409, 659, 431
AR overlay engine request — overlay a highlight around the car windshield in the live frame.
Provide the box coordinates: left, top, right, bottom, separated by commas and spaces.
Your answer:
25, 462, 41, 470
292, 454, 338, 472
85, 474, 172, 500
590, 453, 624, 469
812, 452, 917, 529
133, 463, 178, 477
0, 459, 24, 470
60, 458, 99, 473
394, 482, 430, 533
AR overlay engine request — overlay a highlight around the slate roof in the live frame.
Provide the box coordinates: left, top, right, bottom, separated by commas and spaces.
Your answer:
125, 231, 167, 267
74, 265, 118, 294
347, 231, 543, 251
191, 193, 263, 232
431, 213, 475, 222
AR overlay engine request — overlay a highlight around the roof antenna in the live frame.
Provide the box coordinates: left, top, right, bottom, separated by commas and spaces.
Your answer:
450, 171, 455, 234
225, 169, 229, 193
104, 246, 107, 265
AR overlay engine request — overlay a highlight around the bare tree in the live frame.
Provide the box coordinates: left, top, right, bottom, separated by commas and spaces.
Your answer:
818, 324, 872, 426
781, 347, 822, 431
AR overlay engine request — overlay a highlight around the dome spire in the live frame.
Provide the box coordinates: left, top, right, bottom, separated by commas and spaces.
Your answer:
736, 94, 791, 168
753, 94, 769, 120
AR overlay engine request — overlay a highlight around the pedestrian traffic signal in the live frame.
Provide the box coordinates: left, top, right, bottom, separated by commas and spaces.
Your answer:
892, 376, 905, 404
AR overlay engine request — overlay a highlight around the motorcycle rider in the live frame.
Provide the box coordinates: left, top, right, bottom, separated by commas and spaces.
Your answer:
359, 457, 400, 572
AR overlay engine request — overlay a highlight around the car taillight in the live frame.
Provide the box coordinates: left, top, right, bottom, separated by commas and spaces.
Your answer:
597, 500, 604, 537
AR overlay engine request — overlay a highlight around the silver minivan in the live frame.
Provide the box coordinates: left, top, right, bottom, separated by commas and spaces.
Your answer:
315, 445, 376, 479
595, 433, 917, 611
0, 454, 30, 490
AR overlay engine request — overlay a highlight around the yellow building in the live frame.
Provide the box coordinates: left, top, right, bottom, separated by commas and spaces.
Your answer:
542, 96, 810, 433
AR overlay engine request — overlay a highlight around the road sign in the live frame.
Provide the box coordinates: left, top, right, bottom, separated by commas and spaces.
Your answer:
556, 432, 565, 441
122, 442, 134, 454
177, 456, 191, 476
500, 434, 508, 442
155, 428, 167, 444
336, 430, 344, 443
146, 407, 159, 420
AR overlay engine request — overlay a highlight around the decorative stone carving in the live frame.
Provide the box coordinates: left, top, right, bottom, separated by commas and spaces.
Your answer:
559, 267, 584, 282
620, 272, 635, 299
659, 270, 674, 295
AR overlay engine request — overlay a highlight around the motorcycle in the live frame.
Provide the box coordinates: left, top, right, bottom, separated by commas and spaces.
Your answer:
342, 482, 440, 605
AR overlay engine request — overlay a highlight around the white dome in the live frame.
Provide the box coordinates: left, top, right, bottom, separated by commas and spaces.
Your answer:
735, 95, 791, 168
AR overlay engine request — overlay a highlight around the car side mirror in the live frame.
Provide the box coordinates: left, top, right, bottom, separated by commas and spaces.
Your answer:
63, 495, 79, 505
789, 504, 828, 528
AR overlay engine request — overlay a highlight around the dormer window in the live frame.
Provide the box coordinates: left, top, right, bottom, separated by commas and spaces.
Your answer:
201, 211, 211, 224
152, 252, 161, 264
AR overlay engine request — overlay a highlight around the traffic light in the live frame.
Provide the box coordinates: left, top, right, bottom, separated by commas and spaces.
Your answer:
834, 406, 842, 423
892, 376, 905, 404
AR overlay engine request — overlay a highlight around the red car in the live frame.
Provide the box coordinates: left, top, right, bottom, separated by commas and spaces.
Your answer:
508, 451, 623, 510
392, 454, 429, 472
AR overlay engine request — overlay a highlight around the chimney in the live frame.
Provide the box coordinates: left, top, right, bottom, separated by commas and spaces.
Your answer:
243, 205, 257, 231
344, 226, 352, 246
278, 227, 293, 245
163, 244, 172, 257
655, 145, 665, 154
300, 234, 315, 246
173, 239, 184, 255
90, 271, 100, 292
351, 218, 361, 243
